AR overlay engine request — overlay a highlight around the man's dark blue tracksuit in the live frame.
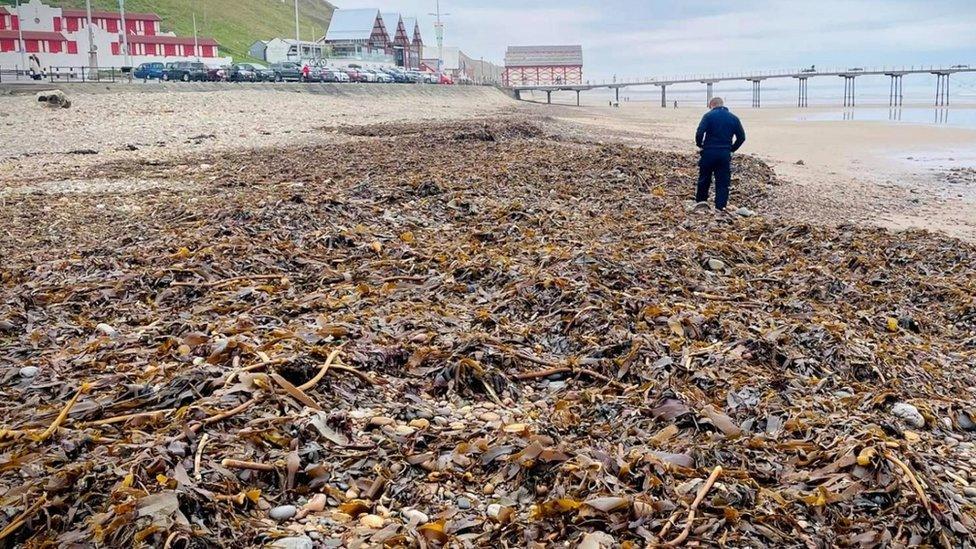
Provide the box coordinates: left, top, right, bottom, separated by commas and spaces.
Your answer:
695, 106, 746, 210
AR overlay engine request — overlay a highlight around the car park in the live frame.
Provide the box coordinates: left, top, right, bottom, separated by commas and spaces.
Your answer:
207, 66, 230, 82
162, 61, 208, 82
270, 62, 303, 82
133, 62, 165, 81
230, 63, 260, 82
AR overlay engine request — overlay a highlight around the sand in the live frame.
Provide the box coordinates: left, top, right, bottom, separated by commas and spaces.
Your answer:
2, 85, 974, 241
529, 95, 976, 242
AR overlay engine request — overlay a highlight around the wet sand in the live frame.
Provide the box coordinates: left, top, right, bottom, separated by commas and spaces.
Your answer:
532, 96, 976, 242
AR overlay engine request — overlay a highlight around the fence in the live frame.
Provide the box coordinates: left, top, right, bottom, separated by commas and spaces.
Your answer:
0, 66, 132, 84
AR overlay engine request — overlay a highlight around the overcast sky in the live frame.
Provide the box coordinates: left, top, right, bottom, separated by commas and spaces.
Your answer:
334, 0, 976, 80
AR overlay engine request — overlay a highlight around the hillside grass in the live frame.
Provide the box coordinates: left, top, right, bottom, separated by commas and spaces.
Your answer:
1, 0, 334, 61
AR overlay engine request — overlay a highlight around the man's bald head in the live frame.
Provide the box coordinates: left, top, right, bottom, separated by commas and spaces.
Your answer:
708, 97, 724, 109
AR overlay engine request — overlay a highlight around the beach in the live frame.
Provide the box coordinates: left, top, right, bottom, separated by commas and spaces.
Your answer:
527, 94, 976, 242
1, 86, 975, 546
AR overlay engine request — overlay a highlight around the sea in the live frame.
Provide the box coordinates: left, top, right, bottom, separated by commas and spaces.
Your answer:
566, 73, 976, 130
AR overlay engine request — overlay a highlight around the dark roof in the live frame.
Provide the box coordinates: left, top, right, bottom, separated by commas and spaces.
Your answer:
127, 35, 219, 47
0, 30, 67, 41
62, 9, 162, 22
504, 45, 583, 67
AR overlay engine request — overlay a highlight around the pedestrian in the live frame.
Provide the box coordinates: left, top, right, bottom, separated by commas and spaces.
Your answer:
674, 100, 678, 109
28, 54, 43, 80
694, 97, 746, 211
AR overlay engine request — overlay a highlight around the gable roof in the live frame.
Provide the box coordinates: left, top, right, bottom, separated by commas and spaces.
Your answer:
324, 8, 382, 42
505, 45, 583, 68
401, 17, 422, 43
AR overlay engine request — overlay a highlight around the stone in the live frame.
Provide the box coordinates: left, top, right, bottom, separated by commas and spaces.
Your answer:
891, 402, 925, 428
964, 487, 976, 498
706, 258, 727, 272
479, 412, 501, 422
685, 200, 711, 212
368, 416, 395, 428
408, 418, 430, 429
95, 323, 118, 338
301, 494, 327, 514
394, 425, 416, 436
958, 412, 976, 431
734, 206, 756, 217
402, 508, 429, 524
271, 536, 314, 549
457, 497, 472, 509
359, 514, 385, 528
36, 90, 71, 109
19, 366, 39, 378
579, 532, 616, 549
269, 505, 298, 521
795, 159, 805, 165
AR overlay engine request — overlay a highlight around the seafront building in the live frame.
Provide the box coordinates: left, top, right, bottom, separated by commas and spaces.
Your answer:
0, 0, 229, 70
503, 45, 584, 86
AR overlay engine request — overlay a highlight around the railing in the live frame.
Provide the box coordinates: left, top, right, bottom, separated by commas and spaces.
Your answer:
48, 66, 130, 83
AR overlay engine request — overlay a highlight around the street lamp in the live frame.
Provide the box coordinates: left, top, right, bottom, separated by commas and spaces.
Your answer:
14, 0, 25, 74
428, 0, 449, 73
118, 0, 130, 68
85, 0, 97, 71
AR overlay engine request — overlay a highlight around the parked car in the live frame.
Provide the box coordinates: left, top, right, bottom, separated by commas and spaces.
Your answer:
345, 68, 366, 83
230, 63, 259, 82
133, 62, 165, 81
163, 61, 208, 82
371, 70, 394, 83
207, 65, 230, 82
438, 72, 454, 85
270, 62, 303, 82
299, 63, 322, 82
383, 69, 411, 83
321, 68, 349, 83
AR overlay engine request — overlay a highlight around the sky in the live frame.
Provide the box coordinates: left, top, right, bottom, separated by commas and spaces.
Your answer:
333, 0, 976, 81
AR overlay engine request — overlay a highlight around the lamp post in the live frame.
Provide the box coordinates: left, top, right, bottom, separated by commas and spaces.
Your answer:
192, 12, 199, 61
428, 0, 449, 73
15, 0, 25, 74
294, 0, 300, 61
118, 0, 130, 68
85, 0, 98, 71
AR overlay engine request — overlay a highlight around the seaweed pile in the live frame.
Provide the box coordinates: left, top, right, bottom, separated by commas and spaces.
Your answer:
1, 120, 974, 547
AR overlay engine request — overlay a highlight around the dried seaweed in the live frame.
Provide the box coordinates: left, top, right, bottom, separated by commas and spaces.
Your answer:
0, 119, 974, 547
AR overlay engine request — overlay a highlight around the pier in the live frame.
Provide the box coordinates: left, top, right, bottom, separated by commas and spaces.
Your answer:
511, 65, 975, 107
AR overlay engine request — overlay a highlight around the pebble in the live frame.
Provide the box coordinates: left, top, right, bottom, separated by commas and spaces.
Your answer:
483, 483, 495, 495
402, 508, 429, 524
734, 206, 756, 217
457, 497, 472, 509
958, 412, 976, 431
432, 416, 449, 426
408, 418, 430, 429
270, 505, 298, 521
890, 402, 925, 428
965, 487, 976, 498
19, 366, 39, 378
394, 425, 416, 436
359, 514, 385, 528
270, 536, 314, 549
479, 412, 501, 422
706, 258, 727, 271
368, 416, 395, 427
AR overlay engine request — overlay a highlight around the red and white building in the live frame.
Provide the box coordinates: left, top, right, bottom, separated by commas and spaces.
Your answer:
0, 0, 229, 70
503, 45, 583, 87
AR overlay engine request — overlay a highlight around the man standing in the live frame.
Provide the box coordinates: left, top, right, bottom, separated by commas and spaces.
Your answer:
695, 97, 746, 210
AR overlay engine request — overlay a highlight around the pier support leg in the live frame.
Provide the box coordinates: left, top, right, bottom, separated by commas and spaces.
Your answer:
750, 80, 761, 108
615, 87, 620, 104
842, 76, 856, 107
546, 90, 552, 104
706, 82, 713, 106
796, 78, 808, 108
576, 90, 580, 107
935, 73, 949, 107
661, 85, 667, 108
514, 89, 521, 101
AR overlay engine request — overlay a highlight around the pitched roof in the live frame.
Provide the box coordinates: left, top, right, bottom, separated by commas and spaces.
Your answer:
504, 45, 583, 67
0, 30, 67, 41
324, 8, 381, 42
62, 9, 162, 21
127, 34, 219, 47
401, 17, 423, 44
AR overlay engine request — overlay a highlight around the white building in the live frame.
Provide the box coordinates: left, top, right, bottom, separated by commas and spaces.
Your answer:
263, 38, 326, 64
0, 0, 230, 71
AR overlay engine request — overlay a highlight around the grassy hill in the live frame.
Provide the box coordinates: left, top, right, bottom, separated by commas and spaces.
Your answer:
1, 0, 334, 61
